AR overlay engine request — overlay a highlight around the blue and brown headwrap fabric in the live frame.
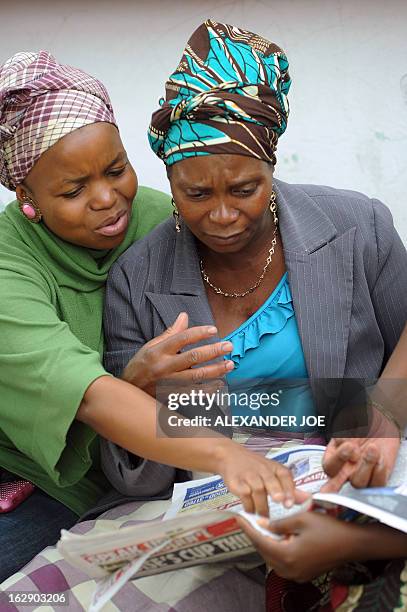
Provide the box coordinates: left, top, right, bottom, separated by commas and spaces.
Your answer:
148, 20, 291, 167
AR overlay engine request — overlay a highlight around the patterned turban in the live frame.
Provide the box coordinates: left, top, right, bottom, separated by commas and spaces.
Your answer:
0, 51, 117, 190
148, 20, 291, 167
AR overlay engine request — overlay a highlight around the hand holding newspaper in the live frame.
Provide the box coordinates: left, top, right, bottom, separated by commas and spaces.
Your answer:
58, 444, 326, 610
57, 442, 407, 611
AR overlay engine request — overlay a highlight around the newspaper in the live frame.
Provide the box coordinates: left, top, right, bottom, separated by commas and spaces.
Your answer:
58, 442, 407, 611
57, 444, 326, 611
313, 442, 407, 534
58, 442, 407, 612
164, 444, 326, 522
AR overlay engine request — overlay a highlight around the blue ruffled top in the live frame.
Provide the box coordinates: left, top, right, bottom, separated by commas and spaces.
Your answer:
222, 273, 317, 432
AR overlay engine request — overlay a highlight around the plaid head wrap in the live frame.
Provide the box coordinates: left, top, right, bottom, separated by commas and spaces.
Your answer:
0, 51, 117, 190
148, 20, 291, 167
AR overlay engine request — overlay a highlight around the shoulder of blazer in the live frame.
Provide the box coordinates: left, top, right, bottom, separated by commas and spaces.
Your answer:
274, 178, 394, 244
113, 217, 176, 268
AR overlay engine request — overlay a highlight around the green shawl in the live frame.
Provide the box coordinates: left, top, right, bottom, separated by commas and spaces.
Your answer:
0, 186, 171, 514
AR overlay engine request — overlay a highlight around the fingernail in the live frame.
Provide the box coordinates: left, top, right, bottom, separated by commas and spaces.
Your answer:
273, 492, 283, 502
366, 449, 376, 461
340, 449, 350, 459
225, 360, 235, 371
208, 326, 217, 334
284, 498, 293, 508
222, 342, 233, 352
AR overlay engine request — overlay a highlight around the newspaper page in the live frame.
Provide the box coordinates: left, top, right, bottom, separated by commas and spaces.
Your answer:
313, 441, 407, 534
58, 444, 326, 610
81, 443, 407, 610
62, 510, 255, 612
165, 444, 327, 522
81, 441, 407, 611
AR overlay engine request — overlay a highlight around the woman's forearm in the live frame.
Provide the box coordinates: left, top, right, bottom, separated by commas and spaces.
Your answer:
372, 323, 407, 431
76, 375, 308, 516
76, 375, 234, 474
381, 324, 407, 379
350, 521, 407, 561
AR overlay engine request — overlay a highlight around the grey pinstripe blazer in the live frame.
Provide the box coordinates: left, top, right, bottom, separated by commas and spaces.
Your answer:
101, 179, 407, 499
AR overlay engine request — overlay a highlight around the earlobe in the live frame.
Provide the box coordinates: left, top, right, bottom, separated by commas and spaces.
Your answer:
16, 183, 35, 203
15, 185, 26, 202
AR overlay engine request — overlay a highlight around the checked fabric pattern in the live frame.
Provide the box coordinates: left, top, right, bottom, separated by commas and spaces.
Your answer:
0, 436, 312, 612
0, 51, 116, 190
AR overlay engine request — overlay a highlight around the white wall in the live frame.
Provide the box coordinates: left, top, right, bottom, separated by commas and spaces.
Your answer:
1, 0, 406, 242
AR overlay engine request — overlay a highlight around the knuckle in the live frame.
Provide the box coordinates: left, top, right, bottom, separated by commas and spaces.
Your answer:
260, 464, 275, 477
241, 470, 255, 482
230, 477, 243, 490
252, 482, 265, 494
239, 491, 252, 501
191, 368, 205, 384
233, 482, 250, 496
149, 362, 161, 378
189, 350, 199, 364
323, 464, 335, 477
179, 331, 189, 345
211, 344, 221, 358
143, 345, 155, 361
351, 476, 363, 488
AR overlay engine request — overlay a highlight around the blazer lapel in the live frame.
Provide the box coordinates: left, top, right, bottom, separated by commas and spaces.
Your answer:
145, 226, 220, 344
275, 180, 355, 381
145, 228, 228, 417
145, 293, 216, 332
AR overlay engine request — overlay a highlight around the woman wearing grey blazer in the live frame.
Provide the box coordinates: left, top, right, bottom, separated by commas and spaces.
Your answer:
102, 176, 407, 498
100, 19, 407, 504
101, 21, 407, 504
99, 21, 407, 610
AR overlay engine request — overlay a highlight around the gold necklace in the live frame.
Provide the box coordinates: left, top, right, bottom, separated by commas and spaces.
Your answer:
200, 192, 278, 299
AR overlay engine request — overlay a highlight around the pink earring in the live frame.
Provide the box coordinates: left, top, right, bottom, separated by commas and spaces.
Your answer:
18, 197, 42, 223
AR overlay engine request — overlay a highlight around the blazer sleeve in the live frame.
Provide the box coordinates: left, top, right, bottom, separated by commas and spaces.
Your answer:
102, 259, 185, 499
370, 199, 407, 361
327, 200, 407, 438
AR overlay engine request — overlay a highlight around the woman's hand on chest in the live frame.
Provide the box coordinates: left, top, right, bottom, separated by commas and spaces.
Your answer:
122, 312, 235, 397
